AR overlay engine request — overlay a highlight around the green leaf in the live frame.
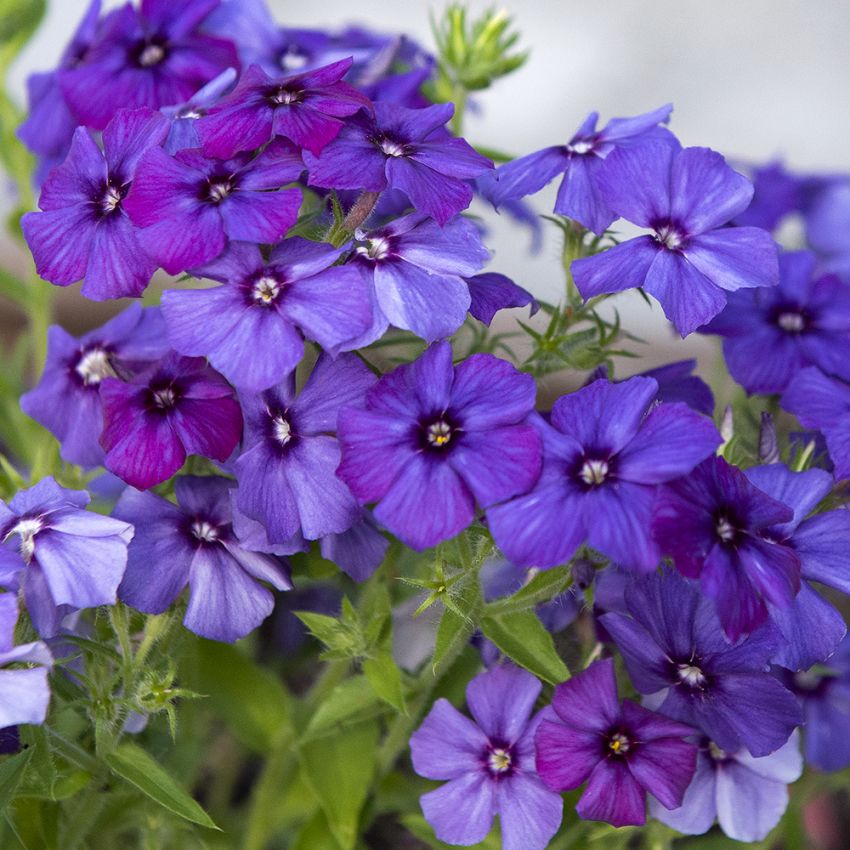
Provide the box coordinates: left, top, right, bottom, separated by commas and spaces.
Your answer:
185, 638, 291, 753
480, 611, 569, 684
299, 719, 378, 850
0, 749, 33, 812
363, 650, 406, 713
301, 675, 386, 743
291, 810, 343, 850
484, 567, 571, 615
105, 742, 219, 831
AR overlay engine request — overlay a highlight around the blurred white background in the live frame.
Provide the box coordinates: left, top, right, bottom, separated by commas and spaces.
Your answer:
6, 0, 850, 386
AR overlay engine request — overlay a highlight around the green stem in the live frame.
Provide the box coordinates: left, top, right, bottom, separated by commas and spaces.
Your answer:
450, 85, 467, 136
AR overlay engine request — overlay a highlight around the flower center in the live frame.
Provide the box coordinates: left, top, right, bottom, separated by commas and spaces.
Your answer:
654, 223, 685, 251
9, 517, 43, 564
379, 138, 407, 157
607, 732, 631, 756
426, 420, 453, 448
487, 747, 512, 774
776, 311, 805, 333
715, 516, 736, 543
138, 42, 166, 68
75, 347, 114, 386
356, 237, 391, 261
99, 184, 124, 216
568, 139, 594, 155
252, 275, 282, 306
676, 662, 707, 688
206, 178, 234, 204
279, 48, 308, 71
579, 458, 609, 486
793, 669, 824, 692
191, 520, 219, 544
708, 741, 728, 761
152, 387, 177, 409
269, 87, 302, 106
273, 416, 293, 446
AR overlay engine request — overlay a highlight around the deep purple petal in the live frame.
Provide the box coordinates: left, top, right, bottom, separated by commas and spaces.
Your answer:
685, 228, 780, 292
450, 354, 537, 430
550, 658, 620, 731
577, 758, 647, 827
487, 146, 569, 207
571, 236, 658, 299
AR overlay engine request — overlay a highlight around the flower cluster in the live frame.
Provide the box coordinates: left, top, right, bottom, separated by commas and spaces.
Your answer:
7, 2, 850, 849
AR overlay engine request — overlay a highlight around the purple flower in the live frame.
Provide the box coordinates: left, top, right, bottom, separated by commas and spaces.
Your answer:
234, 353, 375, 543
410, 664, 562, 850
650, 733, 802, 841
304, 102, 492, 225
337, 342, 541, 551
483, 104, 674, 235
113, 476, 291, 643
22, 108, 169, 300
197, 59, 371, 158
21, 305, 168, 468
346, 212, 488, 345
745, 463, 849, 670
124, 138, 304, 274
600, 569, 802, 757
652, 455, 801, 641
638, 359, 715, 417
162, 238, 372, 390
161, 68, 238, 154
703, 251, 850, 394
0, 478, 133, 637
99, 353, 242, 489
782, 367, 850, 481
465, 273, 537, 327
786, 637, 850, 771
0, 593, 53, 727
732, 160, 805, 232
17, 0, 102, 176
59, 0, 238, 131
804, 177, 850, 270
535, 658, 697, 827
571, 142, 780, 336
487, 377, 720, 572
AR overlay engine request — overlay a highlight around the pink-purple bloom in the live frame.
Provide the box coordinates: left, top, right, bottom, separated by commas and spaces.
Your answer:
162, 238, 372, 390
483, 103, 674, 235
535, 658, 697, 827
572, 142, 780, 336
600, 569, 802, 757
487, 377, 720, 572
410, 664, 562, 850
234, 353, 375, 543
650, 732, 802, 842
197, 58, 371, 158
0, 593, 53, 728
337, 342, 542, 551
704, 251, 850, 394
21, 305, 168, 468
125, 138, 304, 274
99, 353, 242, 489
22, 108, 169, 300
0, 478, 133, 637
59, 0, 238, 131
114, 476, 292, 643
652, 455, 801, 641
304, 102, 493, 225
161, 68, 238, 154
346, 212, 489, 345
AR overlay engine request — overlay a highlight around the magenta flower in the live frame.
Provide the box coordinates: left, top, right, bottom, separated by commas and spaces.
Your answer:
572, 142, 780, 336
536, 658, 697, 827
59, 0, 238, 131
21, 305, 168, 468
0, 478, 133, 637
114, 476, 291, 643
337, 342, 541, 551
162, 238, 372, 390
304, 101, 493, 225
410, 664, 562, 850
197, 58, 371, 158
99, 353, 242, 489
22, 108, 169, 300
124, 138, 304, 274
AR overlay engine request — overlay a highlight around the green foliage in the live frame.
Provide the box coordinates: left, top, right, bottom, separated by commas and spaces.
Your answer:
481, 610, 570, 684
